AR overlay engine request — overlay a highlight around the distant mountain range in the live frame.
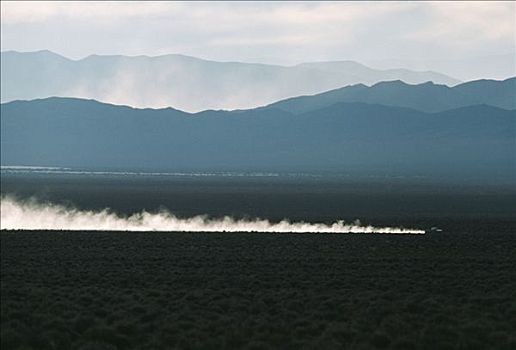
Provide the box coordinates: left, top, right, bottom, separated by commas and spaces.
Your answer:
2, 95, 514, 184
0, 50, 460, 112
364, 53, 516, 82
265, 77, 516, 113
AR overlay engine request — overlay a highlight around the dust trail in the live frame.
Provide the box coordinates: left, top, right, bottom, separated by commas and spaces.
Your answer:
0, 196, 425, 234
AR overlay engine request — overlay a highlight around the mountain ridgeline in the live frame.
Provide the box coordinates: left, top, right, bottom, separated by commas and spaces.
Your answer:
1, 77, 515, 185
0, 50, 459, 112
264, 77, 516, 113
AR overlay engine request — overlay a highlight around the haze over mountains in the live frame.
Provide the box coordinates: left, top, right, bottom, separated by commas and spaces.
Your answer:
0, 50, 460, 112
2, 78, 514, 184
1, 49, 514, 184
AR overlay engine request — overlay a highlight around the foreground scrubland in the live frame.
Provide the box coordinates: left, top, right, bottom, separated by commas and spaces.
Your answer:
1, 229, 515, 350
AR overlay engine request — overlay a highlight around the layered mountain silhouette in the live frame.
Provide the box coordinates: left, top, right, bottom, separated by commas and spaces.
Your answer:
264, 78, 516, 113
2, 97, 514, 184
0, 50, 459, 112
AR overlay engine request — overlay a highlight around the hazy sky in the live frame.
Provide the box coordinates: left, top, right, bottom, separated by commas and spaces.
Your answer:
1, 1, 514, 72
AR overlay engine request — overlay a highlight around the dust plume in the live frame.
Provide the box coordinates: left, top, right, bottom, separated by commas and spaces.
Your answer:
0, 196, 425, 234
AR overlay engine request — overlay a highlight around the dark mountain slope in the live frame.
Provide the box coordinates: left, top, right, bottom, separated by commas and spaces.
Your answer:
1, 98, 514, 183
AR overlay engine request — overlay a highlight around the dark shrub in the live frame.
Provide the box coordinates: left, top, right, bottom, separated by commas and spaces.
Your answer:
371, 331, 391, 348
1, 328, 22, 349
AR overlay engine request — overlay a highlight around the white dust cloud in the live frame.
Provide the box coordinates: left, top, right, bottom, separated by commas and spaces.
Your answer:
0, 196, 425, 234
